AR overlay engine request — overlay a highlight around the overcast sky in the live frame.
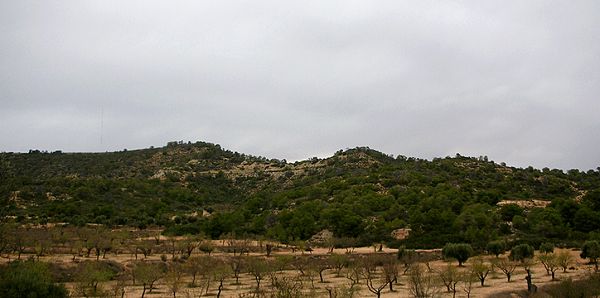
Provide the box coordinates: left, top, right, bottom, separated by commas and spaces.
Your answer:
1, 1, 599, 170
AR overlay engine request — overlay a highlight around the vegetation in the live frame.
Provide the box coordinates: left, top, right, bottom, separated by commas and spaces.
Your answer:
537, 274, 600, 297
1, 141, 600, 295
1, 142, 599, 250
0, 260, 68, 298
581, 241, 600, 271
486, 240, 505, 258
442, 243, 473, 266
510, 244, 535, 263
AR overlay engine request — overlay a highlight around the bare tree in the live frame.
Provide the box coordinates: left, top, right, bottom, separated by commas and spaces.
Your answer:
361, 256, 390, 298
181, 235, 200, 257
31, 228, 51, 261
537, 253, 560, 280
185, 255, 212, 288
228, 256, 245, 285
292, 256, 310, 276
247, 257, 272, 292
164, 263, 184, 298
461, 271, 477, 298
344, 262, 363, 290
74, 261, 113, 297
133, 261, 165, 298
407, 263, 438, 298
380, 255, 400, 292
471, 257, 491, 287
111, 274, 128, 298
212, 261, 232, 298
438, 263, 460, 297
136, 240, 154, 259
557, 250, 574, 273
272, 275, 305, 298
311, 257, 331, 283
492, 257, 517, 282
330, 254, 349, 277
198, 239, 215, 256
10, 226, 28, 260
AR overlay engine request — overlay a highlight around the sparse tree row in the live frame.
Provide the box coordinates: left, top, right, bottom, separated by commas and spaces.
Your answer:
2, 224, 600, 297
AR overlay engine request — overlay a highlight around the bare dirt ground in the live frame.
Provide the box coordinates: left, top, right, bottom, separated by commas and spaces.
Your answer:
3, 245, 594, 297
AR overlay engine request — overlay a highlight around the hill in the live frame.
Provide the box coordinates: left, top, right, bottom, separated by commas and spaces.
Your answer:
2, 141, 600, 248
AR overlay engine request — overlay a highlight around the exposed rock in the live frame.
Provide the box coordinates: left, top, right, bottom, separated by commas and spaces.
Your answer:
391, 228, 411, 240
308, 229, 333, 246
497, 199, 551, 209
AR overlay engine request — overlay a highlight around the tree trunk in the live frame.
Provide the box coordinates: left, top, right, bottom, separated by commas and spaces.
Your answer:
217, 280, 224, 298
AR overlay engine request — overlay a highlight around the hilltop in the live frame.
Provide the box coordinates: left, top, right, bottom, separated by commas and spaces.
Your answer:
1, 141, 600, 248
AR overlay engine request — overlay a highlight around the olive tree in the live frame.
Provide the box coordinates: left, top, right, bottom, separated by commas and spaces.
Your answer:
509, 244, 534, 263
485, 241, 505, 258
581, 240, 600, 271
442, 243, 473, 267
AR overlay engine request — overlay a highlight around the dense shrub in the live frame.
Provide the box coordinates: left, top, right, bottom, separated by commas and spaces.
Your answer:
581, 240, 600, 271
486, 240, 505, 257
510, 244, 534, 262
442, 243, 473, 266
0, 260, 68, 298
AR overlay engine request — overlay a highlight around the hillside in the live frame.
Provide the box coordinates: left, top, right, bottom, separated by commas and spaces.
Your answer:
1, 141, 600, 248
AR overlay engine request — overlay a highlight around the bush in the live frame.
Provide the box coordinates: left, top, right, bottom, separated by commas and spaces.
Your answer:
540, 242, 555, 254
442, 243, 473, 266
0, 260, 68, 298
581, 241, 600, 271
486, 241, 505, 257
541, 274, 600, 297
510, 244, 534, 262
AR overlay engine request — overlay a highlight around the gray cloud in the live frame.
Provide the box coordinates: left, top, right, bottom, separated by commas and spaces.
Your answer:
1, 1, 599, 170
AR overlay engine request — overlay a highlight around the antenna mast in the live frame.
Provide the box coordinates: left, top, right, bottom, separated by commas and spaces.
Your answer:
100, 107, 104, 145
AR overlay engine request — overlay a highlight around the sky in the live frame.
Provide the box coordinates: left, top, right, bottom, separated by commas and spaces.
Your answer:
1, 1, 599, 170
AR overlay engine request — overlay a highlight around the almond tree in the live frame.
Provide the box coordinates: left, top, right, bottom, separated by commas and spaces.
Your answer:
344, 262, 363, 290
538, 253, 560, 280
198, 240, 215, 255
557, 250, 574, 273
438, 263, 459, 297
471, 257, 491, 287
330, 254, 349, 277
211, 261, 232, 298
492, 257, 517, 282
408, 263, 438, 298
164, 263, 184, 298
381, 255, 400, 292
133, 261, 165, 298
247, 257, 272, 292
185, 255, 212, 288
361, 256, 390, 298
74, 261, 114, 297
181, 235, 200, 257
312, 257, 331, 283
228, 256, 245, 285
461, 271, 476, 298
